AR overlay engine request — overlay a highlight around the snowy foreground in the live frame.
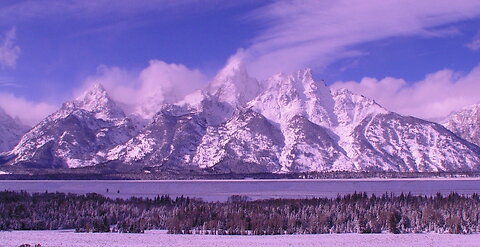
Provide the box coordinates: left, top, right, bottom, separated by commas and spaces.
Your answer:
1, 230, 478, 247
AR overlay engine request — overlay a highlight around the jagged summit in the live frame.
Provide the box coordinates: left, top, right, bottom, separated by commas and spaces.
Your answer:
443, 103, 480, 147
71, 83, 125, 120
4, 83, 139, 168
331, 87, 388, 127
76, 83, 106, 100
250, 67, 338, 129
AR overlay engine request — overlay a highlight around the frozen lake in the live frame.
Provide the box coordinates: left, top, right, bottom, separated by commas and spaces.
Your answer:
0, 178, 480, 201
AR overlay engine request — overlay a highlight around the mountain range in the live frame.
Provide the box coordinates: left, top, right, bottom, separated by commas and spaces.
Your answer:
1, 61, 479, 174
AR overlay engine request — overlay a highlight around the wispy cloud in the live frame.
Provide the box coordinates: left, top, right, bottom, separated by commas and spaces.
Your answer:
0, 1, 188, 20
0, 0, 251, 27
0, 82, 22, 88
0, 1, 258, 39
466, 33, 480, 51
241, 0, 480, 78
0, 76, 20, 87
0, 27, 20, 69
331, 65, 480, 121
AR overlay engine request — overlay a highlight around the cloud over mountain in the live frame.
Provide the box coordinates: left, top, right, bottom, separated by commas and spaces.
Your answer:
332, 65, 480, 120
82, 60, 207, 119
0, 91, 57, 126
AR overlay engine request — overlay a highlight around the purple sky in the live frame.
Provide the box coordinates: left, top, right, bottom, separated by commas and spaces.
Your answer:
0, 0, 480, 125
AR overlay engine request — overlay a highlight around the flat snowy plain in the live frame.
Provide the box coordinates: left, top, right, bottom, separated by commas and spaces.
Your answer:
1, 230, 479, 247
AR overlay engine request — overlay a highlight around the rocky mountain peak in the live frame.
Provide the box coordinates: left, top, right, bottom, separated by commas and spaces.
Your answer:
250, 68, 337, 128
72, 83, 125, 120
331, 87, 388, 127
3, 83, 140, 168
443, 103, 480, 147
292, 67, 314, 84
78, 83, 107, 102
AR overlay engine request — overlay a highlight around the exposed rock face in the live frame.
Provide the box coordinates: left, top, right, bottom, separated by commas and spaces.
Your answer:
443, 104, 480, 147
349, 113, 480, 172
193, 108, 284, 173
107, 105, 207, 169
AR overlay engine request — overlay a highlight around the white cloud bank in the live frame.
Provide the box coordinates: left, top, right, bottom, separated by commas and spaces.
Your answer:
0, 59, 206, 125
332, 65, 480, 120
0, 27, 20, 69
82, 60, 207, 119
0, 92, 57, 126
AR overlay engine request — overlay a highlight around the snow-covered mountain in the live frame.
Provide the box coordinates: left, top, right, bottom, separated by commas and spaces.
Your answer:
443, 103, 480, 147
179, 58, 260, 125
107, 104, 206, 169
2, 84, 141, 168
193, 108, 284, 173
0, 107, 28, 153
2, 64, 480, 173
348, 112, 480, 172
103, 63, 480, 172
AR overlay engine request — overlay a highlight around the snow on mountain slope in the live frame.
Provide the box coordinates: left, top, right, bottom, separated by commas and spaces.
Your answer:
349, 113, 480, 171
74, 84, 126, 120
443, 103, 480, 147
107, 104, 206, 168
280, 115, 352, 172
247, 69, 380, 172
332, 88, 388, 128
247, 69, 480, 172
106, 60, 277, 172
4, 83, 140, 168
3, 66, 480, 173
193, 108, 284, 173
71, 68, 480, 172
0, 107, 28, 153
250, 68, 337, 129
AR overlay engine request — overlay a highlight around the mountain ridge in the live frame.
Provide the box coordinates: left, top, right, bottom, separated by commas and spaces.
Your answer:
443, 103, 480, 147
3, 84, 141, 168
1, 66, 479, 174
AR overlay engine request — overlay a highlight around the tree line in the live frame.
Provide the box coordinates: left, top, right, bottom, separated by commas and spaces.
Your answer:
1, 190, 479, 234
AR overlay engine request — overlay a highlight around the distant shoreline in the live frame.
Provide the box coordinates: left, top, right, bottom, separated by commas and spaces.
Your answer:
1, 177, 480, 182
1, 169, 480, 181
